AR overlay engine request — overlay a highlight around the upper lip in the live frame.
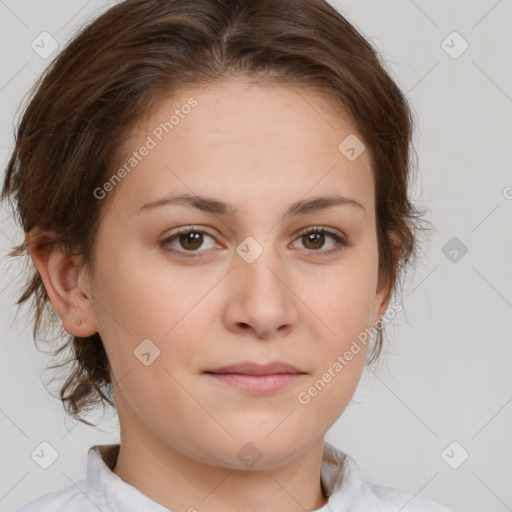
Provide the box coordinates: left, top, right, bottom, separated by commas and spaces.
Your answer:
205, 361, 305, 375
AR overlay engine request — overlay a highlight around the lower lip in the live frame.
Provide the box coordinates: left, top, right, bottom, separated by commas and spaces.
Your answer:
205, 373, 305, 394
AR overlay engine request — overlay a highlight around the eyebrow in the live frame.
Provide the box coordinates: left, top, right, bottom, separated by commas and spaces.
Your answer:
138, 192, 366, 218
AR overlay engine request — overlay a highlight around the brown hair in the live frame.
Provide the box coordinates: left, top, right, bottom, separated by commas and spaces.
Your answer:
1, 0, 431, 426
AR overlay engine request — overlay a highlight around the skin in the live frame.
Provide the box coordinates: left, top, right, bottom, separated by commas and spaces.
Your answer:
28, 78, 392, 512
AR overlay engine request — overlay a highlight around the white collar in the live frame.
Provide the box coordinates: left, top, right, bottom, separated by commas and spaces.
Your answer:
86, 443, 169, 511
84, 441, 448, 512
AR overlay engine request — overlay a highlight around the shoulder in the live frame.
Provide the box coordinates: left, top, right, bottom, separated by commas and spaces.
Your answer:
9, 478, 91, 512
362, 479, 460, 512
321, 443, 460, 512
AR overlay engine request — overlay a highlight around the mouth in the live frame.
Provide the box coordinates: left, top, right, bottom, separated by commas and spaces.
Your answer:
204, 361, 307, 394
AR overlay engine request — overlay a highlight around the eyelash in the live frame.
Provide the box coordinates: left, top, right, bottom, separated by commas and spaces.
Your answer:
159, 225, 348, 258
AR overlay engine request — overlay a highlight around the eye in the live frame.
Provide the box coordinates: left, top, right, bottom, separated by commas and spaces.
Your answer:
291, 226, 347, 256
160, 226, 220, 257
160, 225, 348, 258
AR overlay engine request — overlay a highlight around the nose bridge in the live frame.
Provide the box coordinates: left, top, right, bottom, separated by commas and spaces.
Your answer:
229, 232, 298, 334
235, 233, 286, 296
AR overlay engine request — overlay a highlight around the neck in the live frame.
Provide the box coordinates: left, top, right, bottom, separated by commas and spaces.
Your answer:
111, 429, 328, 512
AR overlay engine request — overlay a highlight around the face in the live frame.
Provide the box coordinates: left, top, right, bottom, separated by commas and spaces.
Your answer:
74, 79, 389, 469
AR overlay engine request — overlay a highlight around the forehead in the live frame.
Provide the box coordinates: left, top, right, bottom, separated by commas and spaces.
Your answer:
109, 79, 375, 220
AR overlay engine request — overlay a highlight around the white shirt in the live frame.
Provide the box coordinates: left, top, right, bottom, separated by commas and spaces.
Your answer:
11, 442, 459, 512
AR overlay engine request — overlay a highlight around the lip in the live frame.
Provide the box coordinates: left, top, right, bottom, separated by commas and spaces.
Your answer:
205, 361, 305, 375
204, 361, 307, 395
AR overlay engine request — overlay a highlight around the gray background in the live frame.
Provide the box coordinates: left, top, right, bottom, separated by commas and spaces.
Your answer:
1, 1, 511, 511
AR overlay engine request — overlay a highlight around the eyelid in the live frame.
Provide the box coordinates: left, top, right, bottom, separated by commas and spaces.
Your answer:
294, 225, 344, 239
172, 225, 218, 239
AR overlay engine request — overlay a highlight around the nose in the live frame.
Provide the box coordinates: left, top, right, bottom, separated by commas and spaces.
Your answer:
222, 244, 299, 340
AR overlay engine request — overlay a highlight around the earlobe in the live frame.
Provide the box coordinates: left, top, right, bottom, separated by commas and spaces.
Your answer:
371, 264, 393, 329
26, 226, 98, 337
373, 284, 391, 329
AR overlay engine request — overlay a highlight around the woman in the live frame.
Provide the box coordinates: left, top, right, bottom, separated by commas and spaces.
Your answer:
2, 0, 457, 510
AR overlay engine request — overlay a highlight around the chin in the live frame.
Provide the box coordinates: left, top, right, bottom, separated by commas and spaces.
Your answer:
203, 432, 316, 471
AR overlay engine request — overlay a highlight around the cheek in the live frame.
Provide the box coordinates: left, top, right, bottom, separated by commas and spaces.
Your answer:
295, 321, 369, 429
89, 256, 216, 393
291, 249, 376, 406
94, 242, 215, 332
296, 255, 378, 340
289, 342, 367, 449
113, 358, 214, 458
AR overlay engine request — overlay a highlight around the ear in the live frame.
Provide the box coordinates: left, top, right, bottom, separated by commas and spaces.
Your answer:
371, 229, 400, 327
372, 273, 392, 328
25, 226, 98, 337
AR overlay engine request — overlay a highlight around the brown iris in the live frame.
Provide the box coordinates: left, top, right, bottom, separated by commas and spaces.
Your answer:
179, 232, 204, 251
302, 231, 325, 250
